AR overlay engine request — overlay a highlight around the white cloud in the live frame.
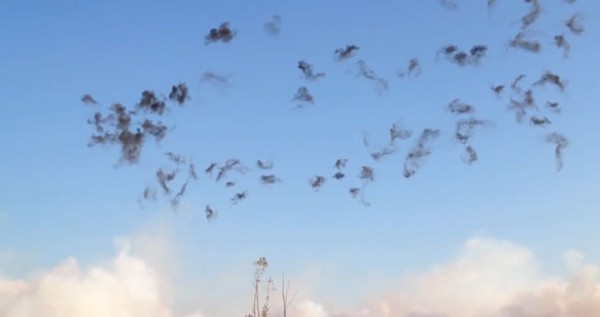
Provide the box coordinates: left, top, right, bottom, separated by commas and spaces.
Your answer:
342, 237, 600, 317
1, 251, 157, 317
287, 300, 330, 317
3, 235, 600, 317
373, 237, 540, 316
0, 239, 202, 317
284, 237, 600, 317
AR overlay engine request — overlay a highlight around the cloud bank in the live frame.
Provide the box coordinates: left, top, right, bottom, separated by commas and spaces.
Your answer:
292, 238, 600, 317
0, 237, 202, 317
2, 237, 600, 317
0, 227, 203, 317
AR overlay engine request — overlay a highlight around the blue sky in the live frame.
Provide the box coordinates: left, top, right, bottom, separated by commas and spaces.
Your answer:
1, 1, 600, 316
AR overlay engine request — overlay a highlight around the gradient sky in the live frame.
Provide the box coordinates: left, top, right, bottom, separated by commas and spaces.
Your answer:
1, 1, 600, 316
